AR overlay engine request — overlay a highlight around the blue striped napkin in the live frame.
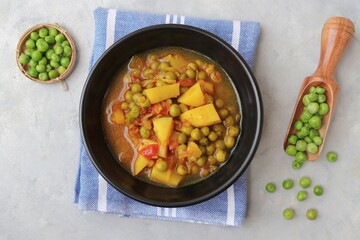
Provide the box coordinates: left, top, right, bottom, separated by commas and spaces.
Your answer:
74, 7, 260, 226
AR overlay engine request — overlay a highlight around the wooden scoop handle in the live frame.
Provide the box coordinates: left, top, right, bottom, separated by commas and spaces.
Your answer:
312, 17, 355, 80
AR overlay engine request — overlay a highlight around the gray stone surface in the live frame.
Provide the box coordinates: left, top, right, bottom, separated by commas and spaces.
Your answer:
1, 0, 360, 239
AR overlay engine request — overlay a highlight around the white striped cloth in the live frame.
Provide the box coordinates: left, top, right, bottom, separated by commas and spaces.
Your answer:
75, 7, 260, 226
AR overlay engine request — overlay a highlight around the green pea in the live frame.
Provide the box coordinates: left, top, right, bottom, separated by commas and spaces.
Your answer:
299, 177, 311, 188
177, 144, 187, 152
213, 124, 226, 136
38, 72, 49, 81
282, 179, 294, 190
132, 93, 145, 104
120, 102, 129, 110
228, 126, 240, 137
196, 156, 207, 167
155, 159, 168, 171
45, 64, 52, 73
165, 71, 176, 80
295, 151, 307, 163
169, 104, 181, 117
185, 69, 196, 79
46, 49, 55, 60
54, 45, 63, 55
26, 39, 36, 49
297, 190, 308, 201
191, 128, 202, 141
317, 94, 326, 103
187, 62, 198, 71
215, 99, 224, 108
61, 40, 69, 47
181, 125, 193, 136
30, 31, 39, 40
128, 101, 136, 109
307, 143, 318, 154
215, 149, 228, 163
309, 129, 319, 139
224, 116, 235, 127
287, 135, 298, 145
199, 127, 210, 137
31, 51, 42, 62
307, 102, 319, 114
206, 144, 216, 155
309, 116, 322, 129
326, 151, 337, 162
285, 145, 297, 156
18, 54, 30, 65
178, 133, 187, 144
313, 185, 323, 196
283, 208, 295, 220
215, 140, 226, 150
63, 46, 72, 57
131, 83, 142, 93
179, 103, 188, 113
35, 64, 46, 73
51, 53, 60, 62
218, 108, 229, 119
265, 182, 276, 193
48, 69, 59, 79
28, 67, 38, 78
176, 164, 188, 176
58, 66, 66, 74
199, 137, 210, 146
50, 60, 60, 68
302, 94, 311, 106
28, 59, 37, 67
38, 57, 47, 65
300, 111, 313, 123
139, 99, 150, 108
306, 209, 318, 220
304, 136, 312, 143
315, 86, 325, 94
140, 127, 150, 138
300, 126, 310, 136
294, 120, 303, 130
24, 48, 35, 56
60, 57, 70, 68
318, 103, 329, 115
159, 62, 170, 71
36, 40, 49, 52
309, 87, 316, 93
208, 131, 218, 142
124, 90, 133, 101
45, 36, 55, 44
39, 28, 49, 37
48, 27, 58, 37
143, 68, 154, 79
55, 34, 65, 43
224, 136, 235, 148
208, 155, 217, 165
129, 105, 140, 118
292, 160, 303, 170
308, 93, 318, 102
296, 140, 307, 152
312, 136, 323, 146
150, 61, 160, 70
198, 71, 207, 80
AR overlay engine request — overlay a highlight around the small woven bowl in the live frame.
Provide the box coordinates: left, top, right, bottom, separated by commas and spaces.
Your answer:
16, 23, 77, 90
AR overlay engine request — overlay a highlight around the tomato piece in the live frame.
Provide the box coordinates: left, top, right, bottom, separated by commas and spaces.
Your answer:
168, 137, 179, 151
139, 144, 159, 159
160, 102, 170, 115
179, 78, 196, 87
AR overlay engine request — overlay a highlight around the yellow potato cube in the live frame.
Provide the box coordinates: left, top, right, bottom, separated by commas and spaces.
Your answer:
178, 83, 205, 107
143, 83, 180, 104
180, 104, 221, 127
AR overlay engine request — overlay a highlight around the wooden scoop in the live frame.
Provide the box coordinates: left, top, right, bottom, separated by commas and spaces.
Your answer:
283, 17, 355, 160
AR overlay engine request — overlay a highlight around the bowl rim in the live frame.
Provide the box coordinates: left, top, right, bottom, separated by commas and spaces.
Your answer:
16, 23, 77, 85
80, 24, 263, 207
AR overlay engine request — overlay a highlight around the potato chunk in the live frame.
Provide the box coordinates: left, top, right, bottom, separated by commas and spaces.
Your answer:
153, 117, 174, 157
180, 104, 221, 127
178, 83, 205, 107
143, 83, 180, 104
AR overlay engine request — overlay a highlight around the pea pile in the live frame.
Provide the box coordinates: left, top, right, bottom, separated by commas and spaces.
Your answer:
285, 86, 330, 169
266, 176, 323, 220
18, 27, 73, 81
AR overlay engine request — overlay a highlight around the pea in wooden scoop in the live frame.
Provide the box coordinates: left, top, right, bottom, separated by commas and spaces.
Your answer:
284, 17, 355, 160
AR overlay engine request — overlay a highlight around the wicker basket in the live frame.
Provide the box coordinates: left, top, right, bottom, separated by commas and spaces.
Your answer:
16, 23, 77, 90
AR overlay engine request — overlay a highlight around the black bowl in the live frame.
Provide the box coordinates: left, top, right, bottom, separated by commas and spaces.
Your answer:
80, 24, 263, 207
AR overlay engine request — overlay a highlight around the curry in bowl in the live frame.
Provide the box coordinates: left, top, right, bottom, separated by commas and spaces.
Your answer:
103, 47, 241, 187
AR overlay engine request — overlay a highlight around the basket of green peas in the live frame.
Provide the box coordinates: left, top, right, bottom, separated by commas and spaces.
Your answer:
16, 23, 76, 90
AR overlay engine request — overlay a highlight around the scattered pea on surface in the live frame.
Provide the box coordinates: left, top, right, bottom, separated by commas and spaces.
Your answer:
282, 179, 294, 190
313, 185, 323, 196
326, 151, 338, 162
283, 208, 295, 220
299, 177, 311, 189
265, 182, 276, 193
306, 209, 318, 220
297, 190, 308, 201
